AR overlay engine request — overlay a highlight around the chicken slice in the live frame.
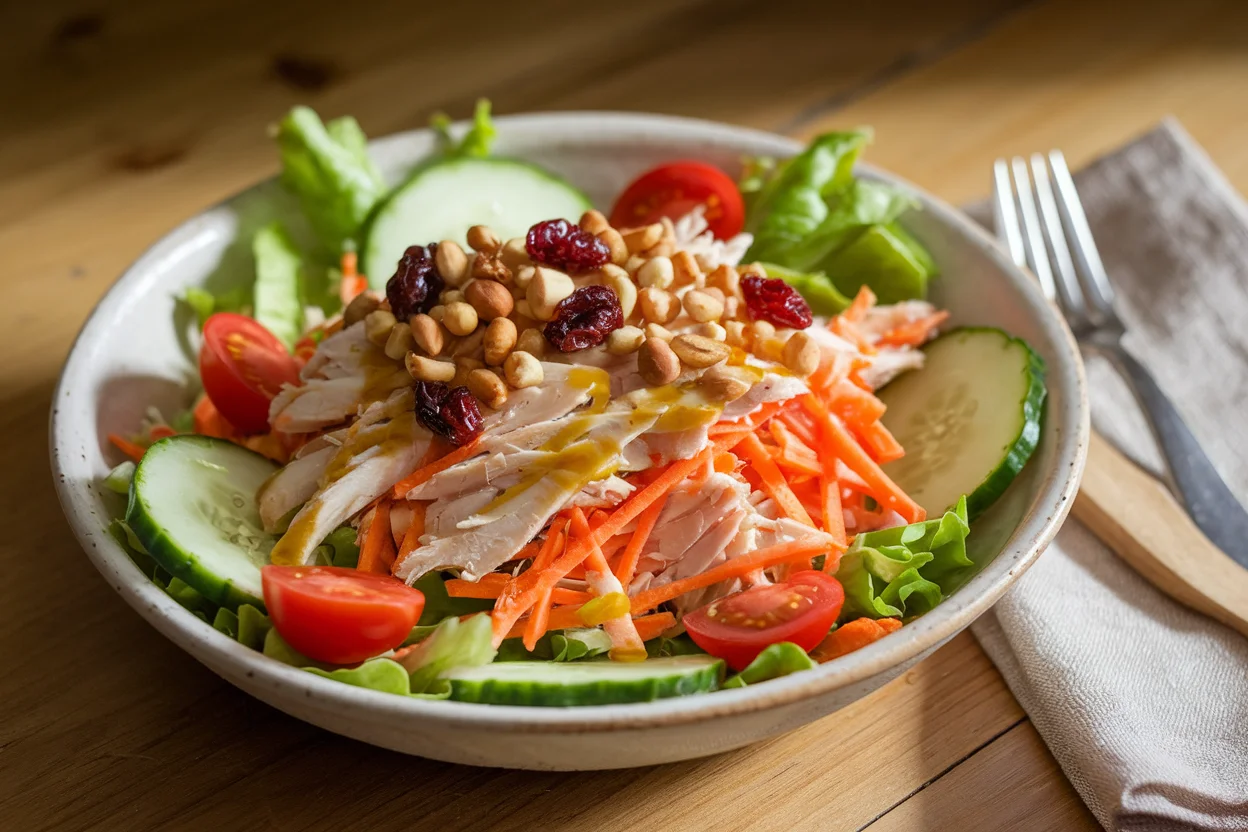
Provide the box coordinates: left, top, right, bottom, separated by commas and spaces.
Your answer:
256, 444, 334, 532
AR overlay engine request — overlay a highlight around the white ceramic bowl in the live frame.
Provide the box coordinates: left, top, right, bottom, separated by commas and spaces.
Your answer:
51, 113, 1087, 770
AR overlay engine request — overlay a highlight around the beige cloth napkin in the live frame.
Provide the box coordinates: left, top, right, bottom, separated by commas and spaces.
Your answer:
965, 120, 1248, 832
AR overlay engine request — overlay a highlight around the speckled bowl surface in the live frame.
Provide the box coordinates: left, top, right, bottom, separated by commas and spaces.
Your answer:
51, 112, 1088, 770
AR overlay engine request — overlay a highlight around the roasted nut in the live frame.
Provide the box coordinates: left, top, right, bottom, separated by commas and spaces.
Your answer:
707, 264, 741, 297
702, 286, 727, 305
442, 301, 479, 336
638, 287, 679, 324
384, 321, 415, 361
624, 254, 647, 275
427, 304, 446, 323
483, 317, 518, 366
606, 325, 645, 355
637, 256, 674, 289
699, 365, 753, 403
683, 289, 725, 323
499, 237, 530, 270
467, 225, 501, 254
405, 353, 456, 382
471, 253, 512, 284
671, 333, 730, 369
465, 278, 515, 321
750, 320, 776, 342
409, 313, 446, 356
579, 209, 610, 235
622, 223, 663, 254
467, 368, 508, 409
364, 309, 397, 347
724, 320, 749, 349
782, 331, 821, 376
697, 321, 728, 342
344, 291, 382, 327
439, 288, 465, 305
671, 250, 703, 287
644, 322, 674, 342
450, 327, 485, 359
436, 240, 470, 287
513, 265, 536, 289
503, 350, 544, 389
513, 298, 536, 320
723, 296, 741, 320
527, 267, 575, 321
739, 262, 767, 278
604, 270, 637, 318
637, 337, 680, 386
516, 327, 547, 356
595, 226, 628, 264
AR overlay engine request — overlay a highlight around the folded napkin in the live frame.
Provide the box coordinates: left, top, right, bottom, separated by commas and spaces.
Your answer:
966, 121, 1248, 832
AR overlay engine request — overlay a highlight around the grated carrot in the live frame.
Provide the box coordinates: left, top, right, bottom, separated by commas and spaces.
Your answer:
613, 493, 666, 587
391, 437, 481, 498
391, 501, 427, 573
811, 617, 902, 662
736, 433, 816, 527
843, 285, 878, 322
523, 516, 569, 651
876, 310, 949, 348
357, 500, 396, 574
856, 420, 905, 464
108, 433, 147, 462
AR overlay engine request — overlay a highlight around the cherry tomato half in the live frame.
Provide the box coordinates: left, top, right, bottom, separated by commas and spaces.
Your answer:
262, 566, 426, 665
684, 571, 844, 671
610, 161, 745, 240
199, 313, 301, 434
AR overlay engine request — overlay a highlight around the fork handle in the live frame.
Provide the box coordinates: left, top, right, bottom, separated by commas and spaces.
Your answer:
1095, 339, 1248, 566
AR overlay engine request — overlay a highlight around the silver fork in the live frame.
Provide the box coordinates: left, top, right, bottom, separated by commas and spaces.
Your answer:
993, 151, 1248, 568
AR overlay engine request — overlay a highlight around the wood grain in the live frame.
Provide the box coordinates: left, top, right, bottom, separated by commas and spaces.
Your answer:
1075, 432, 1248, 636
7, 0, 1246, 827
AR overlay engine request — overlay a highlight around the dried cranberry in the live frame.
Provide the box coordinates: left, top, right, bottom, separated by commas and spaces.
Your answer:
544, 285, 623, 352
386, 244, 444, 320
741, 275, 813, 329
525, 219, 610, 273
413, 381, 483, 446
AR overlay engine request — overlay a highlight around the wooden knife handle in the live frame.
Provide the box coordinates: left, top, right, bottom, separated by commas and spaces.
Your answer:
1072, 432, 1248, 637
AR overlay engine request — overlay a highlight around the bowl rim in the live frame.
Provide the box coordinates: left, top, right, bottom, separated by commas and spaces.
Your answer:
51, 110, 1088, 733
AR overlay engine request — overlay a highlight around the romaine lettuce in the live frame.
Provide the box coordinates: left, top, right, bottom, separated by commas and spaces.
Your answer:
251, 222, 304, 348
722, 642, 816, 689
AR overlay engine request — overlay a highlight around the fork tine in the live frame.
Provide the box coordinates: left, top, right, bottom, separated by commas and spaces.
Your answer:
1029, 153, 1089, 326
992, 159, 1026, 268
1010, 156, 1057, 301
1048, 150, 1118, 320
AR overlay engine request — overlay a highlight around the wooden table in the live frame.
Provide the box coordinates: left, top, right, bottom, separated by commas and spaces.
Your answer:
4, 0, 1246, 828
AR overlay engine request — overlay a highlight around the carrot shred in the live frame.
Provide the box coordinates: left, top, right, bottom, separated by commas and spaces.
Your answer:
108, 433, 147, 462
629, 538, 831, 615
446, 578, 591, 606
843, 286, 878, 322
831, 316, 876, 354
811, 617, 902, 662
148, 424, 177, 442
392, 501, 427, 572
338, 251, 369, 305
523, 516, 569, 651
631, 611, 676, 642
357, 500, 396, 574
504, 609, 674, 642
876, 310, 950, 348
826, 379, 887, 428
391, 437, 482, 498
737, 433, 816, 527
491, 447, 713, 643
613, 493, 666, 587
776, 410, 820, 448
857, 420, 905, 464
801, 394, 925, 524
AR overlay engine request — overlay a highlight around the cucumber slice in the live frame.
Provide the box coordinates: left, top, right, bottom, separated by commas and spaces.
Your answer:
125, 436, 279, 609
879, 328, 1046, 520
362, 157, 592, 284
445, 655, 725, 706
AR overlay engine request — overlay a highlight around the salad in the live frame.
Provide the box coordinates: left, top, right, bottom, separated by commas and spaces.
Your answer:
103, 102, 1046, 706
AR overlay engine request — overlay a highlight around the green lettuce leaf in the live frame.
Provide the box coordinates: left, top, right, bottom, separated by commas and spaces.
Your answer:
431, 99, 497, 159
496, 627, 613, 662
402, 614, 497, 694
251, 222, 305, 348
762, 263, 851, 315
312, 525, 360, 569
645, 633, 707, 658
276, 107, 386, 255
819, 219, 935, 304
178, 285, 249, 329
744, 130, 871, 263
102, 461, 135, 495
838, 496, 971, 620
307, 659, 414, 696
722, 642, 817, 689
783, 179, 917, 273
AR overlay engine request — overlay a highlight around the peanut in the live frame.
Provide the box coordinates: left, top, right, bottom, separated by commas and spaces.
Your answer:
467, 225, 501, 254
724, 320, 749, 349
465, 278, 515, 321
670, 333, 730, 369
344, 291, 382, 327
638, 287, 679, 324
499, 237, 530, 270
637, 256, 674, 289
526, 267, 575, 321
699, 365, 753, 403
439, 288, 465, 305
597, 227, 629, 265
624, 254, 647, 275
364, 309, 397, 347
750, 320, 776, 342
467, 368, 508, 409
782, 330, 821, 376
435, 241, 470, 287
442, 301, 479, 336
409, 313, 446, 356
405, 353, 456, 383
622, 223, 663, 254
516, 327, 547, 356
697, 321, 728, 342
513, 265, 536, 289
427, 304, 446, 323
723, 296, 741, 320
644, 322, 674, 342
579, 209, 609, 235
606, 325, 645, 355
603, 270, 637, 318
503, 350, 544, 389
671, 250, 702, 286
707, 264, 741, 297
483, 317, 518, 366
471, 253, 512, 284
637, 337, 680, 387
384, 321, 415, 361
683, 289, 724, 323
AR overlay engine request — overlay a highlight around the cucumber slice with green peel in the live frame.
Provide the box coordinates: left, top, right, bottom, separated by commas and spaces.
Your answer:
879, 328, 1046, 520
362, 157, 593, 284
445, 655, 725, 706
125, 436, 279, 609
